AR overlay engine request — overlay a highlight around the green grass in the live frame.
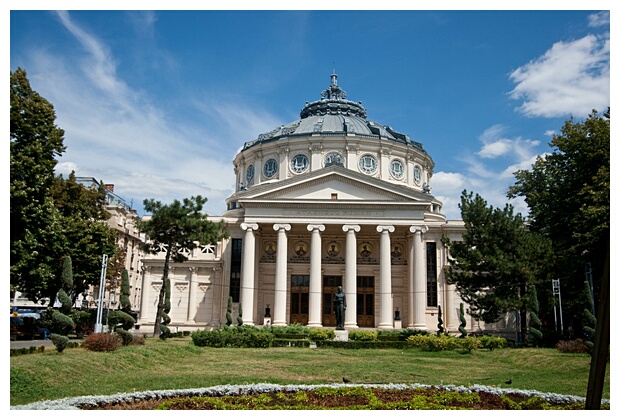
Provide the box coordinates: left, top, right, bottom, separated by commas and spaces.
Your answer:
10, 336, 610, 407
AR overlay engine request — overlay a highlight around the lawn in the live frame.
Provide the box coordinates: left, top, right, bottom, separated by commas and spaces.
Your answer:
10, 336, 610, 407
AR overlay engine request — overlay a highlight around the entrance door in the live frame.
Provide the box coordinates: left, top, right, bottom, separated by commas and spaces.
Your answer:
357, 276, 375, 327
322, 276, 342, 327
290, 275, 309, 325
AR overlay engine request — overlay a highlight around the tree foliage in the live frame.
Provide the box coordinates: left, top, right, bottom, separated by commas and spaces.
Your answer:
10, 68, 117, 304
443, 191, 552, 343
10, 67, 66, 301
120, 269, 131, 312
138, 195, 227, 338
508, 108, 610, 334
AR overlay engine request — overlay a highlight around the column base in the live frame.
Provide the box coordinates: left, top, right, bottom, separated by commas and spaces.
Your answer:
408, 323, 428, 330
377, 322, 394, 330
344, 322, 359, 329
307, 322, 323, 328
272, 321, 287, 326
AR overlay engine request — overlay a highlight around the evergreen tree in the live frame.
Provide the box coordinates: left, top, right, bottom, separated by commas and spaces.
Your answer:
529, 285, 543, 345
139, 195, 227, 338
237, 303, 243, 327
436, 305, 444, 335
57, 256, 73, 315
226, 296, 233, 326
120, 269, 131, 313
444, 191, 552, 343
509, 109, 610, 334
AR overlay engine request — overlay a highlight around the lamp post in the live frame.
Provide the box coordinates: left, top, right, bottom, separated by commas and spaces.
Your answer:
94, 254, 108, 333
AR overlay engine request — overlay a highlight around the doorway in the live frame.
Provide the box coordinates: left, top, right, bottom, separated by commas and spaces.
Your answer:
357, 276, 374, 327
290, 275, 309, 325
322, 276, 342, 327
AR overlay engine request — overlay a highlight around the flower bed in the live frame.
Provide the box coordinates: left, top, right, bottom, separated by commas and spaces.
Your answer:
10, 383, 610, 410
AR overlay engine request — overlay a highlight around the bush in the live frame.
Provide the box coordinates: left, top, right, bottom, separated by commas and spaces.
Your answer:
131, 334, 146, 345
407, 334, 459, 351
458, 336, 482, 352
348, 330, 377, 342
115, 328, 134, 346
555, 339, 590, 353
83, 333, 122, 352
399, 328, 430, 340
191, 327, 274, 348
10, 346, 46, 357
316, 340, 410, 349
479, 335, 509, 351
309, 328, 335, 341
270, 323, 309, 335
107, 310, 136, 332
49, 333, 69, 353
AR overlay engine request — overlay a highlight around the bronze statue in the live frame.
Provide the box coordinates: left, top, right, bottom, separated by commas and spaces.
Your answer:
334, 286, 346, 330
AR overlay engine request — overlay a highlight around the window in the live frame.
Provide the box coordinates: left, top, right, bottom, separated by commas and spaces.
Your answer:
230, 238, 242, 302
390, 159, 404, 179
426, 242, 437, 307
263, 158, 278, 178
358, 154, 377, 174
290, 154, 309, 174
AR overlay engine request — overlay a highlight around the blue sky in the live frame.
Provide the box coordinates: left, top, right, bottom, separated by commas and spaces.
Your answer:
8, 4, 612, 220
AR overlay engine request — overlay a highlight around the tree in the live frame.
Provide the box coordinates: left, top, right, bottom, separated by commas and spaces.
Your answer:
443, 191, 552, 344
120, 269, 131, 313
139, 195, 227, 338
10, 67, 65, 302
49, 173, 117, 301
57, 256, 73, 315
508, 109, 610, 335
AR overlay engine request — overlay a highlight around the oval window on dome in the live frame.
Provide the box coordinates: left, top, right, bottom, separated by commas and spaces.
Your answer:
246, 164, 255, 183
290, 154, 309, 174
413, 165, 422, 185
390, 159, 404, 179
358, 154, 377, 175
263, 158, 278, 178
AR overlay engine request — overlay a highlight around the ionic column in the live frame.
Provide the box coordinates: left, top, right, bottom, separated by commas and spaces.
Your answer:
187, 267, 199, 323
377, 225, 395, 329
410, 225, 428, 330
240, 223, 259, 325
343, 224, 361, 329
273, 224, 291, 326
307, 224, 325, 327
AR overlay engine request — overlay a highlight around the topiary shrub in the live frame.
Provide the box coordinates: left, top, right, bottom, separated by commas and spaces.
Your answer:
458, 336, 482, 352
226, 296, 233, 326
83, 332, 122, 352
237, 303, 243, 326
348, 330, 377, 342
399, 328, 429, 341
131, 334, 146, 345
458, 303, 467, 338
436, 305, 444, 335
309, 328, 335, 341
51, 310, 75, 336
407, 334, 459, 351
107, 310, 136, 332
49, 333, 69, 353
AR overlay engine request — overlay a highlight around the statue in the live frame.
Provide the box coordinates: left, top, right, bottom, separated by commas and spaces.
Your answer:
334, 286, 346, 330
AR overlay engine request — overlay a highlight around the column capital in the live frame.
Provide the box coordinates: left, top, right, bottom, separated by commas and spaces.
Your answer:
409, 225, 428, 235
307, 224, 325, 232
376, 225, 395, 234
240, 222, 259, 231
273, 223, 291, 232
342, 224, 361, 233
189, 267, 199, 274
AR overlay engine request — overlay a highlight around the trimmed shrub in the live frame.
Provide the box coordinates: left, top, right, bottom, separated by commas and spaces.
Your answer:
270, 323, 309, 335
116, 328, 134, 346
51, 310, 74, 335
10, 346, 46, 357
131, 334, 146, 345
348, 330, 377, 342
459, 336, 482, 352
458, 303, 467, 338
309, 328, 335, 341
83, 332, 122, 352
407, 334, 459, 351
479, 335, 509, 351
49, 333, 69, 353
107, 310, 136, 332
399, 328, 429, 340
316, 340, 410, 349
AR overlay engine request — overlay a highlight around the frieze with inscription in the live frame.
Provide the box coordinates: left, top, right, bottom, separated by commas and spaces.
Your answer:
284, 209, 384, 217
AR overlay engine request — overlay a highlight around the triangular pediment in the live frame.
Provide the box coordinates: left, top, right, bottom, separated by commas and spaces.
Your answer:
238, 166, 431, 205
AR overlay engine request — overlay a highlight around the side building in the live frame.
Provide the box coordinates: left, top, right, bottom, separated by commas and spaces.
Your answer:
138, 74, 517, 337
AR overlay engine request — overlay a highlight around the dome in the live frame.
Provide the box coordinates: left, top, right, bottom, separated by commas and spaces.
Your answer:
242, 73, 425, 152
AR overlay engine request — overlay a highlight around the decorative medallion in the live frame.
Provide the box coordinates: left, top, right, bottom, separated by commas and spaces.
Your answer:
294, 241, 309, 257
246, 164, 255, 183
358, 242, 372, 258
326, 241, 341, 257
264, 241, 277, 256
391, 244, 403, 259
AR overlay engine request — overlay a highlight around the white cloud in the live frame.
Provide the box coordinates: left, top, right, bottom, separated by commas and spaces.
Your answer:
509, 34, 610, 118
544, 130, 556, 137
478, 139, 512, 158
588, 11, 610, 28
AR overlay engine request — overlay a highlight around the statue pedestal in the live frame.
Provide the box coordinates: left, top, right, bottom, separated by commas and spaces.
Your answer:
334, 330, 349, 342
394, 320, 402, 329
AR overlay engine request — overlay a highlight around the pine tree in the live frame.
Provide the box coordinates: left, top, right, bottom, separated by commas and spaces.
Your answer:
529, 285, 543, 345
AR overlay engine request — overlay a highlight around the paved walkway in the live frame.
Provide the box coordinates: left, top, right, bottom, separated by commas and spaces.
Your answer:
10, 338, 83, 350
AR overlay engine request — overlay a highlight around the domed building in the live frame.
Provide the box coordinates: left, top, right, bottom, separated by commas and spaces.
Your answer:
138, 74, 509, 335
